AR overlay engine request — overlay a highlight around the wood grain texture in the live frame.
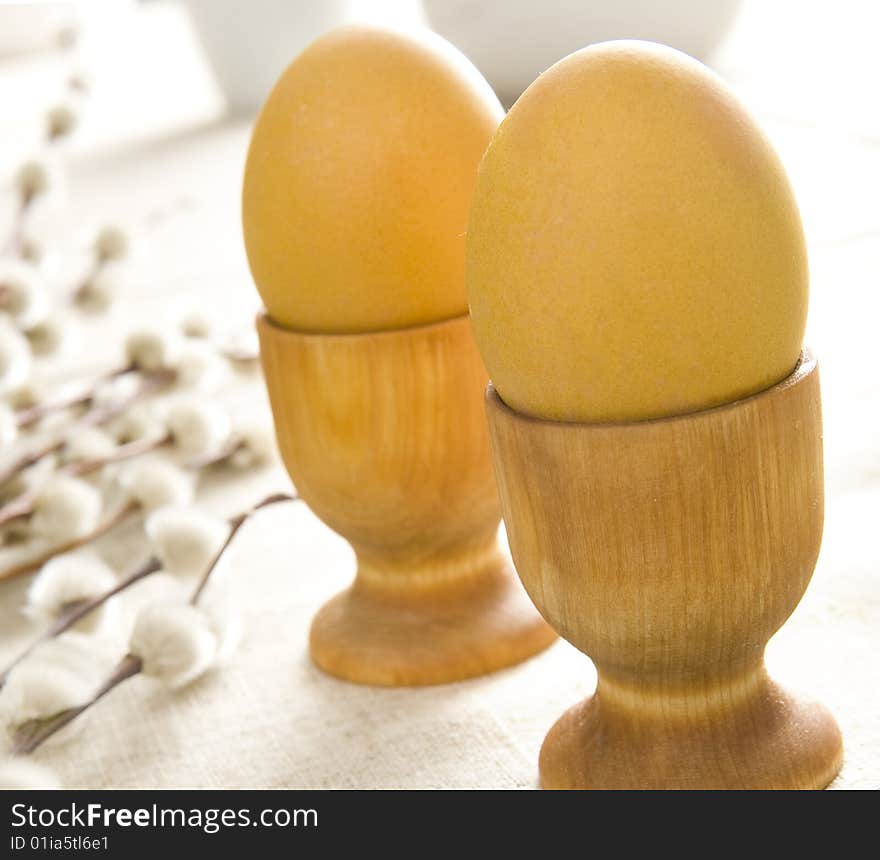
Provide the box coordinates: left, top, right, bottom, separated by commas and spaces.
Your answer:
258, 313, 554, 686
486, 351, 843, 788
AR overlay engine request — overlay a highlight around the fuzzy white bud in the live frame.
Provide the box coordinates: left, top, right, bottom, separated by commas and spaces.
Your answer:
0, 757, 60, 789
4, 373, 48, 410
145, 506, 229, 577
124, 328, 177, 372
31, 475, 102, 544
94, 225, 129, 262
166, 400, 231, 457
14, 159, 52, 201
108, 401, 166, 444
172, 341, 227, 391
229, 422, 277, 469
74, 261, 127, 314
62, 426, 117, 464
0, 457, 56, 507
128, 603, 217, 688
74, 280, 111, 314
117, 458, 193, 511
27, 553, 117, 634
24, 312, 68, 357
0, 260, 50, 328
46, 101, 78, 139
19, 235, 44, 264
0, 635, 104, 745
91, 372, 140, 410
179, 309, 213, 339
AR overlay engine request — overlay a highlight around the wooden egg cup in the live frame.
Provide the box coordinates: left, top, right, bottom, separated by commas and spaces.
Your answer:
258, 313, 555, 687
486, 351, 843, 789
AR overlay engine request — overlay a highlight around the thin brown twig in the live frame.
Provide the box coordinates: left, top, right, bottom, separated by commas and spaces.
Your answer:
66, 433, 170, 479
189, 492, 296, 605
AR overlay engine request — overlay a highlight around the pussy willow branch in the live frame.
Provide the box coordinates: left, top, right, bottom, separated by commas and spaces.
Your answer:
0, 368, 173, 488
0, 433, 170, 528
0, 430, 259, 530
4, 53, 82, 258
14, 364, 134, 430
12, 347, 255, 434
0, 500, 139, 583
0, 494, 297, 679
0, 432, 278, 582
3, 124, 73, 258
12, 654, 143, 755
9, 492, 298, 754
0, 554, 161, 689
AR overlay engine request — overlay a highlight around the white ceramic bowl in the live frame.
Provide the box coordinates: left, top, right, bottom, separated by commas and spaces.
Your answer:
184, 0, 351, 115
423, 0, 742, 105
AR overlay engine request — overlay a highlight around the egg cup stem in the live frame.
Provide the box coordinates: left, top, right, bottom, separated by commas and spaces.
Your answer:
258, 313, 555, 686
310, 531, 554, 686
485, 351, 843, 788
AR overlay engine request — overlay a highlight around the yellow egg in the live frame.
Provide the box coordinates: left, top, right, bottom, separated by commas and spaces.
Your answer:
243, 25, 503, 334
467, 40, 808, 422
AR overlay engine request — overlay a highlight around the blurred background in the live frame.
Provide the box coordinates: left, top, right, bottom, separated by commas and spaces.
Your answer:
1, 0, 876, 490
0, 0, 877, 788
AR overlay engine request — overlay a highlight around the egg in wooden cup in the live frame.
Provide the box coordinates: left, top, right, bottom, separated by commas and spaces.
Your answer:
245, 26, 555, 686
472, 40, 842, 787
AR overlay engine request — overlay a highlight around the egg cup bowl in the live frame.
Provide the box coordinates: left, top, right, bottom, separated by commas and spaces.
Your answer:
485, 350, 843, 789
257, 313, 555, 686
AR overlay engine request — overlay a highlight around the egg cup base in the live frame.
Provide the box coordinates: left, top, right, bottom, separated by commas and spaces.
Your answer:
539, 672, 843, 789
309, 548, 556, 687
